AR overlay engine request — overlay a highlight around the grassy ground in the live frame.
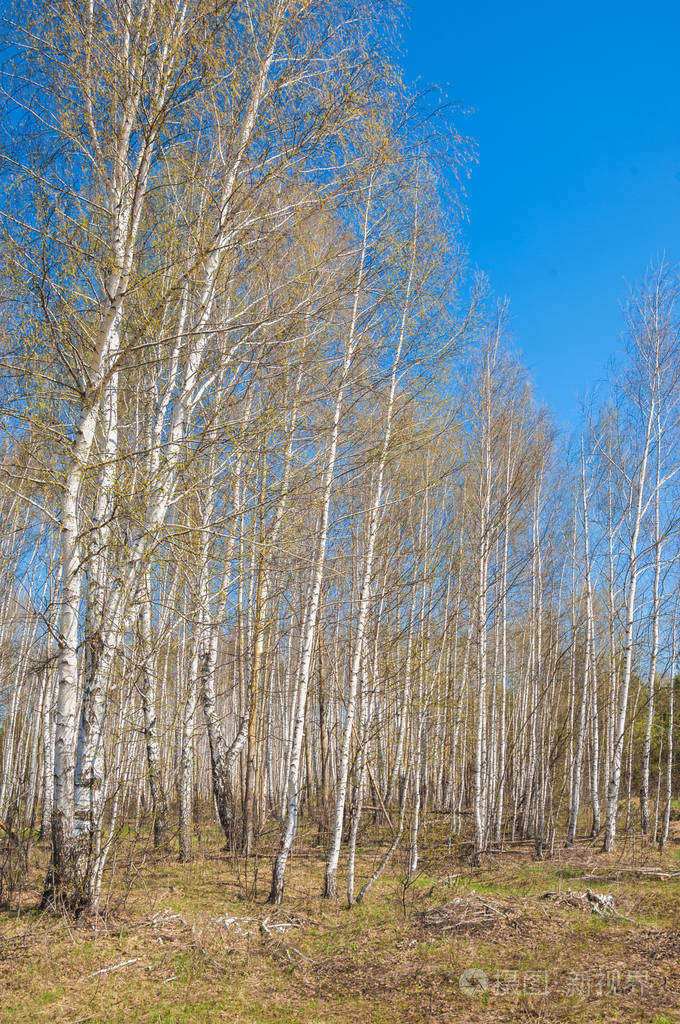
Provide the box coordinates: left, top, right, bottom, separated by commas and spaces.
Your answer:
1, 818, 679, 1023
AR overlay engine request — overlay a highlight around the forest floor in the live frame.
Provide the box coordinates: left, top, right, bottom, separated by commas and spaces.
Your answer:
1, 818, 679, 1023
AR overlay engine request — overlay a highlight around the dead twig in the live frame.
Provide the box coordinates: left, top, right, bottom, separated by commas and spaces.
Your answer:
84, 957, 141, 980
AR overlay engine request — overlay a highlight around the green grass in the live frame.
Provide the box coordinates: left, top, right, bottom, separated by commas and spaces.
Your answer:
1, 825, 679, 1023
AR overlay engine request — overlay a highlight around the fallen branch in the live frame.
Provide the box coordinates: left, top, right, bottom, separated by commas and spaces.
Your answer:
541, 889, 615, 915
85, 957, 141, 980
578, 869, 680, 881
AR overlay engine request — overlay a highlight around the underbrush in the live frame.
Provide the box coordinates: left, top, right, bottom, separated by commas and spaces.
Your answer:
1, 820, 679, 1023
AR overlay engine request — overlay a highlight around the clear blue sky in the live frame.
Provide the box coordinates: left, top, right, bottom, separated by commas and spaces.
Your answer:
402, 1, 680, 427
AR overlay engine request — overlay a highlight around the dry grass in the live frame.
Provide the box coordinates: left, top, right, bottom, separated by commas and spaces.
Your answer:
1, 821, 679, 1023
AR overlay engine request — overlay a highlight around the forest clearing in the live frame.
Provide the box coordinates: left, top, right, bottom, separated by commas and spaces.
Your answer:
1, 820, 680, 1022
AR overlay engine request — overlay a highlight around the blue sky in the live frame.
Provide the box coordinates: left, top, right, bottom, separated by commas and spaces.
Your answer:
402, 1, 680, 427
